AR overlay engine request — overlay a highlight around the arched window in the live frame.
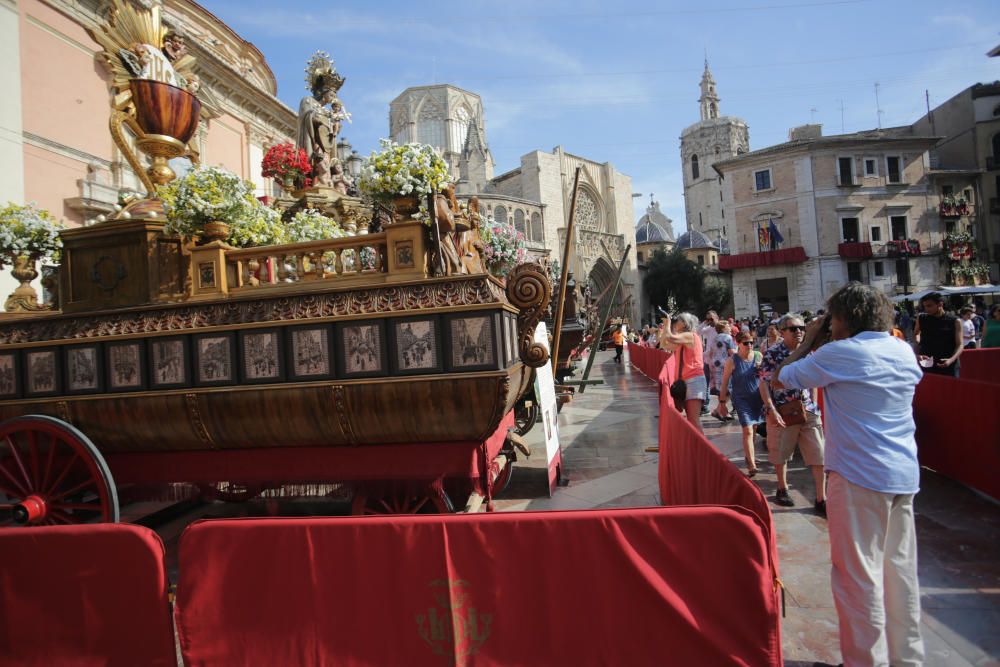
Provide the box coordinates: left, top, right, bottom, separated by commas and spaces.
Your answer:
709, 102, 717, 119
691, 154, 700, 179
514, 210, 526, 236
494, 206, 507, 225
530, 212, 542, 242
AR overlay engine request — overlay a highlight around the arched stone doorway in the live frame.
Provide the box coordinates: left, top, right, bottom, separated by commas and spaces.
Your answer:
588, 256, 629, 321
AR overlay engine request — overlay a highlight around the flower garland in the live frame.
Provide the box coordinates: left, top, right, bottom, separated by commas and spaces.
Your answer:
262, 143, 312, 185
480, 215, 527, 277
0, 202, 64, 264
358, 139, 450, 202
158, 166, 256, 237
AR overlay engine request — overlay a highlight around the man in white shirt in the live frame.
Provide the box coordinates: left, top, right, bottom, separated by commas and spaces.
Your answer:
774, 283, 924, 667
698, 311, 719, 414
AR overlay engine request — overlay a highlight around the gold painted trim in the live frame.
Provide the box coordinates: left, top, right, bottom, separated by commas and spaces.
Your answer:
0, 304, 519, 348
0, 367, 521, 407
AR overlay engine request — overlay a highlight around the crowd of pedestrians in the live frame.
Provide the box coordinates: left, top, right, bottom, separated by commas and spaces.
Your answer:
633, 287, 999, 666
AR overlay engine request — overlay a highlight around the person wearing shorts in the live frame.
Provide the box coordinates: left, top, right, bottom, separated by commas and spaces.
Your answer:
759, 314, 826, 514
658, 312, 706, 434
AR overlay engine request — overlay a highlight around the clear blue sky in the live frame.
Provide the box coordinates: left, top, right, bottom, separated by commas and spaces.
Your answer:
202, 0, 999, 232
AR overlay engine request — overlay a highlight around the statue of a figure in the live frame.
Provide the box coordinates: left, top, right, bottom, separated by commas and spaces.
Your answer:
297, 51, 349, 189
330, 158, 351, 195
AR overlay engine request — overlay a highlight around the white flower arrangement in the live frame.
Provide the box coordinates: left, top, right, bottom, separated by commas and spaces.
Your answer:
284, 208, 347, 243
228, 201, 286, 248
158, 165, 256, 237
0, 202, 64, 264
358, 139, 450, 202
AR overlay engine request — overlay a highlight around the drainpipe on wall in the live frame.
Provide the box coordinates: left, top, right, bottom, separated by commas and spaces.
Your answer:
808, 154, 825, 306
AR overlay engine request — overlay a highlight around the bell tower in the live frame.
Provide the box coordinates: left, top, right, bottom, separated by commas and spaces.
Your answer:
680, 60, 749, 239
699, 60, 720, 121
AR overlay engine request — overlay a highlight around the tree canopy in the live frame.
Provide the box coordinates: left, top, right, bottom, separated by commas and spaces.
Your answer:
642, 248, 732, 316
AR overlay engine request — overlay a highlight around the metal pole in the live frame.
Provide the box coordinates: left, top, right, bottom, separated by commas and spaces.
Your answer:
577, 244, 631, 394
551, 167, 582, 373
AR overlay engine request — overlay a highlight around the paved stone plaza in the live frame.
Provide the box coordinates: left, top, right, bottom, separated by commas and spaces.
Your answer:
501, 349, 1000, 666
152, 348, 999, 665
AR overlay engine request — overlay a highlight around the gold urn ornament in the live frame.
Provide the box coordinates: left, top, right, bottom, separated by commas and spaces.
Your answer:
88, 0, 208, 219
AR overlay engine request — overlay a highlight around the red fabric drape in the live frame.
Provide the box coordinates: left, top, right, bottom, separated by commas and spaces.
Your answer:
959, 348, 1000, 384
719, 246, 808, 270
0, 524, 176, 667
837, 242, 874, 258
107, 412, 516, 488
913, 374, 1000, 501
176, 507, 781, 666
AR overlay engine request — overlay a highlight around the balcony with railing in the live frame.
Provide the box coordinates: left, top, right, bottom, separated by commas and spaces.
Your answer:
837, 241, 873, 259
718, 246, 808, 270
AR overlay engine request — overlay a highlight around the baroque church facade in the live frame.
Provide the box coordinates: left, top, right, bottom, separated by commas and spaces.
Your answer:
390, 85, 640, 324
679, 62, 749, 246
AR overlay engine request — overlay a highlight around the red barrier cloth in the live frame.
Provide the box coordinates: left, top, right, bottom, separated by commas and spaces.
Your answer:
0, 524, 175, 667
176, 507, 780, 666
837, 241, 874, 258
657, 388, 779, 577
719, 246, 808, 270
913, 374, 1000, 501
958, 348, 1000, 384
107, 411, 515, 487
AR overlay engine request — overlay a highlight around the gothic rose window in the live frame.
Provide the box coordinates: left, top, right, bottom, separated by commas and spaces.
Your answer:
574, 189, 600, 230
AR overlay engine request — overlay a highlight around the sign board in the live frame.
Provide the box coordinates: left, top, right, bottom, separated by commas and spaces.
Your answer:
533, 322, 562, 496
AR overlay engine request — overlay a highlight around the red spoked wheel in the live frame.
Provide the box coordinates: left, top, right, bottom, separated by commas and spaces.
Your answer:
351, 482, 455, 516
0, 415, 119, 527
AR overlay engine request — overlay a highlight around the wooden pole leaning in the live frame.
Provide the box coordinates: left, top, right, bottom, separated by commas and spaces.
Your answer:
576, 243, 631, 394
551, 166, 582, 371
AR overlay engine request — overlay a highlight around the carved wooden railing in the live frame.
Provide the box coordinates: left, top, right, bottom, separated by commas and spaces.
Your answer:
225, 233, 389, 292
186, 221, 431, 299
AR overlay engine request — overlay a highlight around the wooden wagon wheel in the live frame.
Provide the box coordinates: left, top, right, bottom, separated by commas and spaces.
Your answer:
351, 482, 455, 516
513, 395, 538, 436
492, 457, 514, 497
0, 415, 119, 527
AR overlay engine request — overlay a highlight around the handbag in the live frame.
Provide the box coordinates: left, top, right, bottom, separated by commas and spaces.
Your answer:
669, 346, 687, 404
776, 398, 806, 426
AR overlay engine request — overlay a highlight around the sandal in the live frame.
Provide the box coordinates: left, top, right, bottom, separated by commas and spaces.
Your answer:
745, 458, 758, 478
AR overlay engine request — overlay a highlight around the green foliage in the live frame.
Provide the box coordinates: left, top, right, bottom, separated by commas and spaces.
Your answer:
642, 248, 732, 315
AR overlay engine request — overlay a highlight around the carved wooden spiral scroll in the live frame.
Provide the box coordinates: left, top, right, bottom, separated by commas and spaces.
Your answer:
505, 263, 552, 368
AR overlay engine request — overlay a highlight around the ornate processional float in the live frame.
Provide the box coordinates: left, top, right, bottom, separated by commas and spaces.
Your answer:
0, 0, 551, 525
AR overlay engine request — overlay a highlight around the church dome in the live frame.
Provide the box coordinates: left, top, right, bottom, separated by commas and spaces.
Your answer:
635, 201, 674, 244
676, 230, 730, 253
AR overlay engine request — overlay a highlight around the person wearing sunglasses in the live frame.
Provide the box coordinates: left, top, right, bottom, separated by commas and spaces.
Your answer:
771, 283, 924, 667
758, 314, 826, 512
717, 333, 764, 476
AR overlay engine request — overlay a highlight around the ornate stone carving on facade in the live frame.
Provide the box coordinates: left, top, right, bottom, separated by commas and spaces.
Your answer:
0, 276, 507, 345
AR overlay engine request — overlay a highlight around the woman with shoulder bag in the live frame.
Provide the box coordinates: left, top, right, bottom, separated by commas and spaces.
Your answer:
657, 312, 706, 434
718, 333, 765, 477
